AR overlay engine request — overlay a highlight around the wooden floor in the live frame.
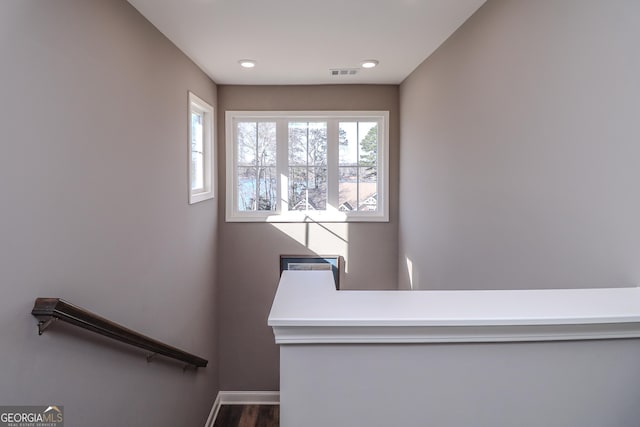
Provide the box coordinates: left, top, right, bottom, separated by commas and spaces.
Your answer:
213, 404, 279, 427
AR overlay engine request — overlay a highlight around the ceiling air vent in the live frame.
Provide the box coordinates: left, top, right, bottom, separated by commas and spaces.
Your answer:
330, 68, 359, 77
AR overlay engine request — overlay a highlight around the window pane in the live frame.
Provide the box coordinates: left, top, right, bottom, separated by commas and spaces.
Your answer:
339, 167, 377, 212
258, 166, 277, 211
237, 166, 256, 211
237, 121, 276, 166
359, 122, 378, 167
308, 123, 327, 166
236, 121, 277, 212
338, 167, 358, 212
289, 122, 327, 166
358, 167, 378, 212
258, 122, 277, 166
191, 112, 204, 191
289, 166, 327, 211
308, 167, 327, 210
339, 122, 358, 166
237, 166, 277, 212
288, 123, 308, 166
289, 167, 308, 210
237, 122, 257, 165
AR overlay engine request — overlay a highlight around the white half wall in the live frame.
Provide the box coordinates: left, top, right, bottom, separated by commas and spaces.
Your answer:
280, 340, 640, 427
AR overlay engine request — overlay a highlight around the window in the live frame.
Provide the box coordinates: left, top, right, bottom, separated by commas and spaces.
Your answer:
226, 111, 389, 222
188, 92, 214, 204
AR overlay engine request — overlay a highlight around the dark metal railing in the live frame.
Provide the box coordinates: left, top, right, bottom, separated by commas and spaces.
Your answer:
31, 298, 208, 368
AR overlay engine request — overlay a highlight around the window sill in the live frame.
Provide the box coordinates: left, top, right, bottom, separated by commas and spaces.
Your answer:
189, 189, 214, 204
225, 211, 389, 223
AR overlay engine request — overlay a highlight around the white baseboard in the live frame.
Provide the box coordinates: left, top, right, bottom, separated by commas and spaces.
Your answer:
204, 391, 280, 427
204, 393, 222, 427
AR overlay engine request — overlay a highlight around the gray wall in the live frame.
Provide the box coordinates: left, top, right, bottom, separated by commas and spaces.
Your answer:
0, 1, 218, 425
217, 85, 399, 390
399, 0, 640, 290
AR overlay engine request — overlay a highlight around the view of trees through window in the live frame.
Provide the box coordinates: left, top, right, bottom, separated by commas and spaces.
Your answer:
236, 121, 277, 211
190, 111, 205, 192
289, 122, 328, 210
234, 117, 380, 215
339, 122, 378, 212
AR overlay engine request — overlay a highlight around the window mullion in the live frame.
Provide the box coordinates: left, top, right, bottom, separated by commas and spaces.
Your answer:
277, 119, 289, 215
306, 123, 310, 210
356, 121, 360, 212
327, 119, 339, 211
254, 123, 260, 211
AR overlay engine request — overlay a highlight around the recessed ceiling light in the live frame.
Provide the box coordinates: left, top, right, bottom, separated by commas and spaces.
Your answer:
361, 60, 379, 69
239, 59, 256, 68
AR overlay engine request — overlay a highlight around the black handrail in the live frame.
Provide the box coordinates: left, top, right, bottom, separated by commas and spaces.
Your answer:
31, 298, 208, 368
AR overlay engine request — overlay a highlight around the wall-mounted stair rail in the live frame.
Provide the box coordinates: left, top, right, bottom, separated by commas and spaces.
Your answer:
31, 298, 208, 368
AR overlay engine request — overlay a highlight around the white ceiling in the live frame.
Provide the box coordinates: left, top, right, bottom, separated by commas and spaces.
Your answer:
127, 0, 486, 85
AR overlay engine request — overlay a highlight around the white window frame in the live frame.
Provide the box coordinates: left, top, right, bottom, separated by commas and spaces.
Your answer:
225, 110, 389, 222
188, 91, 215, 204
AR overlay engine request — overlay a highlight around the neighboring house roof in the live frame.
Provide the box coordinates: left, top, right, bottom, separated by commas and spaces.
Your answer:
290, 182, 378, 212
339, 202, 354, 212
359, 193, 378, 211
339, 182, 377, 212
292, 199, 316, 211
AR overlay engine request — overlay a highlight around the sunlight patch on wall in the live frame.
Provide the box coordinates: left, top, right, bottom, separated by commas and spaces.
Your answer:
270, 222, 350, 273
270, 223, 307, 247
406, 256, 415, 289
